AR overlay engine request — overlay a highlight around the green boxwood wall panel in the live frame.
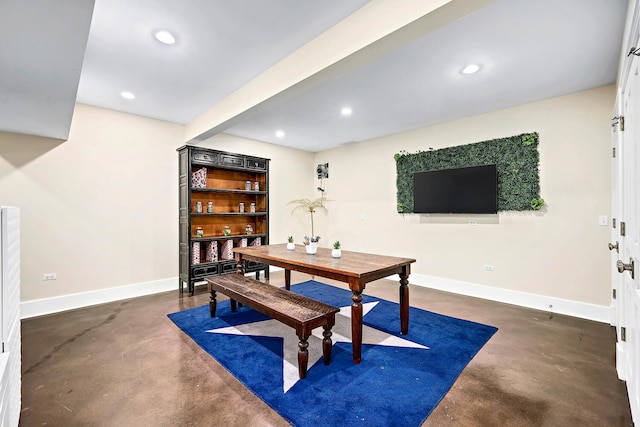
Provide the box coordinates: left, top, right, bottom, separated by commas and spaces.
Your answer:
395, 132, 541, 213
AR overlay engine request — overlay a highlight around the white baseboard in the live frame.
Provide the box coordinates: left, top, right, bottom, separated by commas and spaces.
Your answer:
20, 277, 177, 319
20, 270, 612, 324
403, 273, 611, 324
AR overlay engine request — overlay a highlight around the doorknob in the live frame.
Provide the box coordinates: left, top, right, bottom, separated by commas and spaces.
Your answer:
617, 258, 635, 279
608, 241, 619, 253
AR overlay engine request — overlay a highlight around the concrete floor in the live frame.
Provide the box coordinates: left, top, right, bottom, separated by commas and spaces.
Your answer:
21, 271, 632, 426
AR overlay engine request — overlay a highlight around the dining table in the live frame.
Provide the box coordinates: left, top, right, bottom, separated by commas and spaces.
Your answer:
232, 243, 416, 364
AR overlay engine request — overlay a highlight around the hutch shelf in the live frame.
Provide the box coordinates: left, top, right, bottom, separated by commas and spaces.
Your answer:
178, 146, 270, 295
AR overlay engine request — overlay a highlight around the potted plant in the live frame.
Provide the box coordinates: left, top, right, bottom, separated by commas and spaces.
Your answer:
288, 197, 330, 241
286, 236, 295, 250
303, 235, 320, 254
332, 241, 341, 258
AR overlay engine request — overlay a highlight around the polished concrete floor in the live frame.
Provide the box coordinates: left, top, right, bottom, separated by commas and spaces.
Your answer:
21, 271, 632, 426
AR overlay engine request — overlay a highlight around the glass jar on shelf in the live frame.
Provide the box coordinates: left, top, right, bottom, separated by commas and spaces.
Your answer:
245, 181, 251, 191
245, 224, 253, 235
194, 227, 204, 238
223, 225, 231, 236
249, 202, 256, 213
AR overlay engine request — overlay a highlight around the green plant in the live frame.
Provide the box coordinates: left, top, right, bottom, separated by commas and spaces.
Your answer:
395, 132, 541, 212
333, 240, 341, 249
530, 198, 545, 210
287, 236, 294, 243
287, 197, 330, 237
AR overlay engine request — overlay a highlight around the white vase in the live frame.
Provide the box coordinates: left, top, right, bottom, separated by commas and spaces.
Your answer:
305, 242, 318, 254
286, 242, 295, 250
332, 248, 341, 258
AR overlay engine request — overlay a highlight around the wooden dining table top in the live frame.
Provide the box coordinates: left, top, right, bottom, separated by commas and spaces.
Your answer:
232, 243, 416, 281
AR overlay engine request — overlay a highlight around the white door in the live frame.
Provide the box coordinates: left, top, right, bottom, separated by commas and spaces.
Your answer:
618, 54, 640, 422
611, 96, 625, 375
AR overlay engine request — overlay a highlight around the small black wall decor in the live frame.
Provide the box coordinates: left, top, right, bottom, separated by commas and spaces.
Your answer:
395, 132, 543, 213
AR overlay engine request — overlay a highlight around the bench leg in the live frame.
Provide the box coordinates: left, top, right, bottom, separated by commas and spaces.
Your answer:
230, 299, 237, 312
210, 290, 218, 317
322, 325, 333, 366
297, 339, 309, 379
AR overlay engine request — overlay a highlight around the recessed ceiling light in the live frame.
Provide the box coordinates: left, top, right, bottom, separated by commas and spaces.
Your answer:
154, 30, 176, 45
461, 64, 481, 75
275, 130, 285, 138
120, 91, 135, 100
341, 107, 353, 116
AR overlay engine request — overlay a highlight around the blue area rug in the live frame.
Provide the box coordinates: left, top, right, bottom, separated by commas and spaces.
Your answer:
168, 280, 497, 426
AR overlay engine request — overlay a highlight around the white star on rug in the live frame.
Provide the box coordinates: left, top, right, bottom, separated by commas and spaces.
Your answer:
206, 301, 429, 393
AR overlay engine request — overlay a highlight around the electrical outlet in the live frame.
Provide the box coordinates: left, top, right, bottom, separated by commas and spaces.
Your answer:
43, 273, 57, 280
598, 215, 608, 226
483, 264, 494, 271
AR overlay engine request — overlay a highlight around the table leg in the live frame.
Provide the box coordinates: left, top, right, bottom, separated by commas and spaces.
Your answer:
234, 254, 245, 308
209, 289, 217, 317
236, 254, 245, 275
399, 272, 409, 335
285, 269, 291, 290
351, 291, 363, 364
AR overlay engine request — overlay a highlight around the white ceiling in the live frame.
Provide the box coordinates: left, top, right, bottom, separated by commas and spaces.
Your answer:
0, 0, 94, 140
0, 0, 629, 151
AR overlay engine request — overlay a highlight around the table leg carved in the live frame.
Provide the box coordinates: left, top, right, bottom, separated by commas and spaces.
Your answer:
399, 272, 410, 335
351, 291, 363, 364
209, 289, 217, 317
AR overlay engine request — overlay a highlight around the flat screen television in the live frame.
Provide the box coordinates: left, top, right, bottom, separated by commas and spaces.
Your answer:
413, 164, 498, 214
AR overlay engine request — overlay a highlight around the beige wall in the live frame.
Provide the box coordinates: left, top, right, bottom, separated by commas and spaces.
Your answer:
312, 85, 614, 306
0, 104, 183, 302
2, 104, 314, 307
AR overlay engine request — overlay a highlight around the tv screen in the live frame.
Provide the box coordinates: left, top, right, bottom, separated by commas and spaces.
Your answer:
413, 164, 498, 214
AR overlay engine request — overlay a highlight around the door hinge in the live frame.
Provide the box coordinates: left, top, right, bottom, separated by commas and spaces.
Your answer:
622, 326, 627, 342
613, 115, 625, 131
613, 288, 617, 299
612, 147, 616, 158
613, 218, 616, 228
620, 116, 625, 131
621, 221, 626, 237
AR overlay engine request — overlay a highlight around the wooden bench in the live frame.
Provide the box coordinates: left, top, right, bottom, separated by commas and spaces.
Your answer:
205, 274, 340, 379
